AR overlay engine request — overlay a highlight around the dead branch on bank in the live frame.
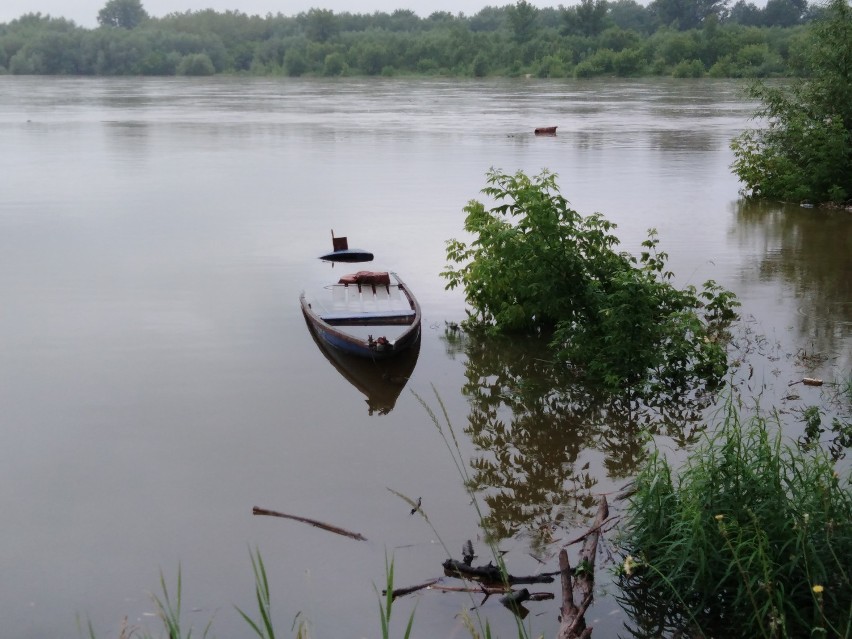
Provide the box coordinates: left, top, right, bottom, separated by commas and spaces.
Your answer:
252, 506, 368, 541
557, 495, 609, 639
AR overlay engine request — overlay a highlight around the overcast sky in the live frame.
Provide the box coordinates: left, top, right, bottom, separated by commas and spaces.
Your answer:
0, 1, 577, 28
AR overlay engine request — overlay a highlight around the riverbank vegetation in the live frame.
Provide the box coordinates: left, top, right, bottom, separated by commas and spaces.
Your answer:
618, 398, 852, 638
731, 0, 852, 205
0, 0, 835, 78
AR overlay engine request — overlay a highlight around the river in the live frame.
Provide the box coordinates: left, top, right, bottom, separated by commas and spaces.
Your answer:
0, 76, 849, 639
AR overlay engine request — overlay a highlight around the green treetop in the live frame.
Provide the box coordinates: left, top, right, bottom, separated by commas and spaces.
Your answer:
731, 0, 852, 204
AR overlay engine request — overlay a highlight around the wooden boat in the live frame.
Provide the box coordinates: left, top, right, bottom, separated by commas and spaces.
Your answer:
300, 270, 421, 360
318, 230, 374, 263
534, 126, 557, 135
304, 315, 419, 414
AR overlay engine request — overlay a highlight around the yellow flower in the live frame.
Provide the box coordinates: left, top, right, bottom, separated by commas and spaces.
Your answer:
623, 555, 637, 576
714, 514, 724, 521
813, 585, 824, 594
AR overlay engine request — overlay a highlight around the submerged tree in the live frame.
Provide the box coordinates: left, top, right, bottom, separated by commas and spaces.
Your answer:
442, 169, 739, 395
731, 0, 852, 204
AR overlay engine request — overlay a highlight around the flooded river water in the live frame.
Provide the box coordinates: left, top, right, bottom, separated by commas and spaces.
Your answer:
0, 76, 849, 638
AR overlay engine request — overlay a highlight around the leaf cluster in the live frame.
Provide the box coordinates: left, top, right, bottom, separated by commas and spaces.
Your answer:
442, 169, 739, 395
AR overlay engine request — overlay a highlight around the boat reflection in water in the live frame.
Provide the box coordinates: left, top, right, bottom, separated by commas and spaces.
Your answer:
304, 317, 420, 415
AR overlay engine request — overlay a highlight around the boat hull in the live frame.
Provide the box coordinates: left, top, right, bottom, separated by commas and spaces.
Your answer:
304, 315, 420, 413
300, 272, 422, 360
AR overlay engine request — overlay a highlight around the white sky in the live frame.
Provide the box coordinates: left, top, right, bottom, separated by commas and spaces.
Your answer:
0, 1, 571, 28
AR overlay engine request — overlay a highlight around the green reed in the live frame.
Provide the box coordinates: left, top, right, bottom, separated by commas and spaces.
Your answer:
139, 565, 212, 639
236, 547, 282, 639
377, 552, 416, 639
618, 396, 852, 638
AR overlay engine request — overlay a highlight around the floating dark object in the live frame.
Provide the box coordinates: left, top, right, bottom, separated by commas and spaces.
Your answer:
319, 248, 375, 262
300, 271, 422, 360
319, 230, 374, 263
534, 126, 557, 135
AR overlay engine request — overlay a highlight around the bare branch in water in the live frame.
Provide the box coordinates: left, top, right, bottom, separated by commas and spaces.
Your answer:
252, 506, 367, 541
381, 578, 441, 599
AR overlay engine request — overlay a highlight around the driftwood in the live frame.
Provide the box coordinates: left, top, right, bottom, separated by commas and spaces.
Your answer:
382, 578, 441, 599
442, 559, 556, 585
385, 581, 507, 598
252, 506, 367, 541
429, 583, 507, 595
557, 495, 609, 639
387, 578, 556, 599
386, 544, 557, 622
501, 587, 532, 618
499, 588, 557, 619
789, 377, 824, 387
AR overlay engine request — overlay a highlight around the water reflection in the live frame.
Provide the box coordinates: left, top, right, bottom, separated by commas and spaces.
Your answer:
304, 317, 419, 415
451, 329, 713, 549
732, 200, 852, 365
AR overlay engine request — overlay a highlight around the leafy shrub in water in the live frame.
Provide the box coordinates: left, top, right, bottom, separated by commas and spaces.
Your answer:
619, 401, 852, 638
442, 169, 739, 395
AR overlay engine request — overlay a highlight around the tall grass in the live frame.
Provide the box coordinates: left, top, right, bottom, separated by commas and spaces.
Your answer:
236, 547, 283, 639
618, 397, 852, 638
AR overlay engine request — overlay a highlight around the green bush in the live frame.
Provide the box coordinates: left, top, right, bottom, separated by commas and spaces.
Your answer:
471, 52, 489, 77
176, 52, 214, 75
283, 47, 308, 76
442, 169, 739, 394
613, 47, 645, 76
536, 53, 566, 77
619, 400, 852, 638
671, 58, 705, 77
322, 51, 346, 76
573, 58, 600, 77
574, 47, 616, 77
708, 55, 733, 76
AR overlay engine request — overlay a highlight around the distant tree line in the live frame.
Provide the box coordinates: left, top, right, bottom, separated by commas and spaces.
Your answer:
0, 0, 833, 78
